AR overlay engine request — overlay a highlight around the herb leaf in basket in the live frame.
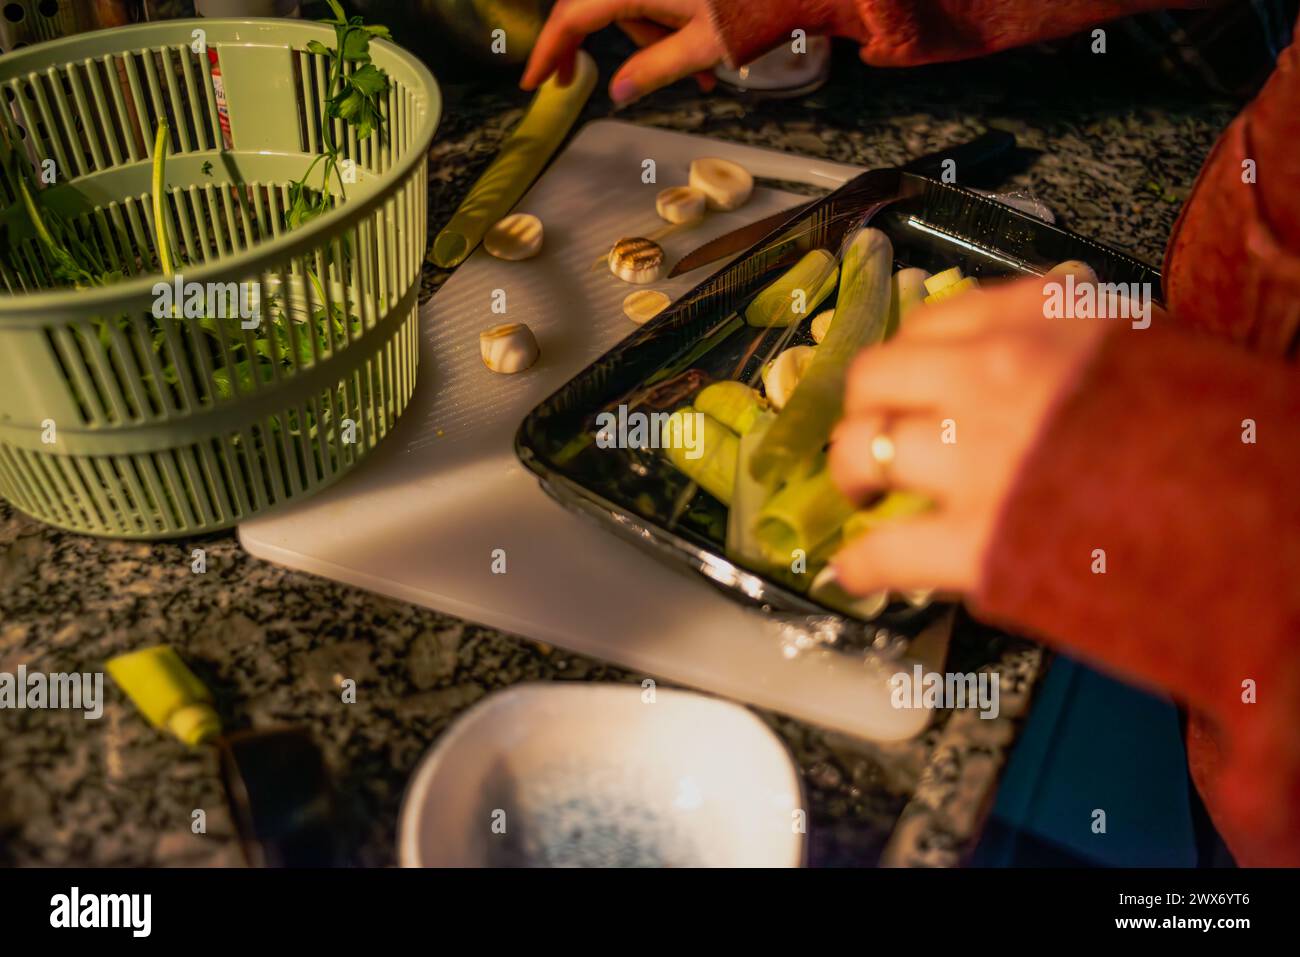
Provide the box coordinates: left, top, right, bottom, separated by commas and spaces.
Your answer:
322, 0, 390, 145
288, 2, 390, 234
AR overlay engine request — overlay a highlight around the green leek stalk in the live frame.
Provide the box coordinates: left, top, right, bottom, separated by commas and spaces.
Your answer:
807, 528, 843, 567
725, 412, 776, 568
695, 381, 767, 436
151, 123, 175, 277
744, 249, 839, 327
750, 227, 893, 484
755, 465, 857, 563
431, 51, 596, 267
885, 267, 929, 340
842, 490, 935, 541
663, 408, 738, 506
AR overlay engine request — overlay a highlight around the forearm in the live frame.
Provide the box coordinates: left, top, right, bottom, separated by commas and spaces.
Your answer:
706, 0, 1214, 68
974, 318, 1300, 722
972, 318, 1300, 862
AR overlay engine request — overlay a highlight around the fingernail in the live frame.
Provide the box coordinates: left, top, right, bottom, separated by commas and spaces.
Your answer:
610, 78, 638, 106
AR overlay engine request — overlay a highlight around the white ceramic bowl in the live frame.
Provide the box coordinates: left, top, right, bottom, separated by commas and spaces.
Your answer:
398, 683, 805, 867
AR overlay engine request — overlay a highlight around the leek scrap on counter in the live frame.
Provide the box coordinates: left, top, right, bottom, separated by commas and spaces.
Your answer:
750, 227, 894, 484
431, 51, 596, 267
663, 407, 738, 506
744, 249, 839, 327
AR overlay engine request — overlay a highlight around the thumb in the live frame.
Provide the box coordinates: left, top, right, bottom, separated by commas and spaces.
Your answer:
609, 19, 721, 105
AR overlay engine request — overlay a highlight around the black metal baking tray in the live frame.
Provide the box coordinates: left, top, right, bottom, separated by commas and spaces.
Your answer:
514, 170, 1162, 632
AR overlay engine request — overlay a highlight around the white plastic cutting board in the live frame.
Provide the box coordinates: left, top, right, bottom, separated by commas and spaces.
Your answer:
240, 119, 942, 740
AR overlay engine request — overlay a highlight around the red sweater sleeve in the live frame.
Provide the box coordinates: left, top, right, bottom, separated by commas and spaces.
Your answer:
706, 0, 1213, 68
974, 17, 1300, 866
704, 0, 1300, 863
971, 320, 1300, 866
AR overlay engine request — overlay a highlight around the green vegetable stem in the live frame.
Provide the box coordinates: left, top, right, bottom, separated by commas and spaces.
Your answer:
663, 408, 738, 507
750, 227, 893, 485
743, 249, 839, 328
289, 0, 391, 230
755, 465, 857, 563
151, 122, 176, 280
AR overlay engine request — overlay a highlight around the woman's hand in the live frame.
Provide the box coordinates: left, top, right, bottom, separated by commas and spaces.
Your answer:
520, 0, 725, 104
828, 277, 1110, 595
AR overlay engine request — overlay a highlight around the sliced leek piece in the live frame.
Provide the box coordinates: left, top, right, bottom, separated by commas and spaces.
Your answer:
695, 381, 767, 436
480, 322, 540, 374
887, 267, 930, 337
842, 490, 935, 541
810, 308, 834, 344
622, 289, 671, 324
655, 186, 707, 225
924, 266, 964, 296
662, 408, 738, 506
688, 156, 754, 211
726, 413, 781, 572
761, 345, 816, 410
923, 275, 979, 305
483, 212, 544, 261
608, 237, 665, 283
809, 566, 890, 620
755, 466, 857, 561
432, 51, 596, 267
744, 249, 839, 328
902, 588, 936, 608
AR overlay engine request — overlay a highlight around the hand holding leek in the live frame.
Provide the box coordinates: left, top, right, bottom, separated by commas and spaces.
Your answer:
649, 228, 962, 617
828, 272, 1104, 602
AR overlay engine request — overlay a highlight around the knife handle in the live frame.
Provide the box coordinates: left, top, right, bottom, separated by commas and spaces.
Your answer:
900, 129, 1017, 185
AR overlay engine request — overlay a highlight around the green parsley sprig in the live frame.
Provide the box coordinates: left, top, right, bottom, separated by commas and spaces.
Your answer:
289, 0, 392, 229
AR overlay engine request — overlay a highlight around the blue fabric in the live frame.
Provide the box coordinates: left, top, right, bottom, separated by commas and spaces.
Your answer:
974, 655, 1197, 867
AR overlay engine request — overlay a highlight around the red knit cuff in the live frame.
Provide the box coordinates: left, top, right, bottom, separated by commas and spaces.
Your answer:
705, 0, 860, 68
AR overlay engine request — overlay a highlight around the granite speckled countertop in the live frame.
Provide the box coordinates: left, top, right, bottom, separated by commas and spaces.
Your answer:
0, 32, 1236, 867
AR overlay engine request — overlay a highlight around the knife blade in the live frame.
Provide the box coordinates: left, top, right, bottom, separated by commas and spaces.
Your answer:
667, 202, 814, 278
666, 130, 1017, 279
